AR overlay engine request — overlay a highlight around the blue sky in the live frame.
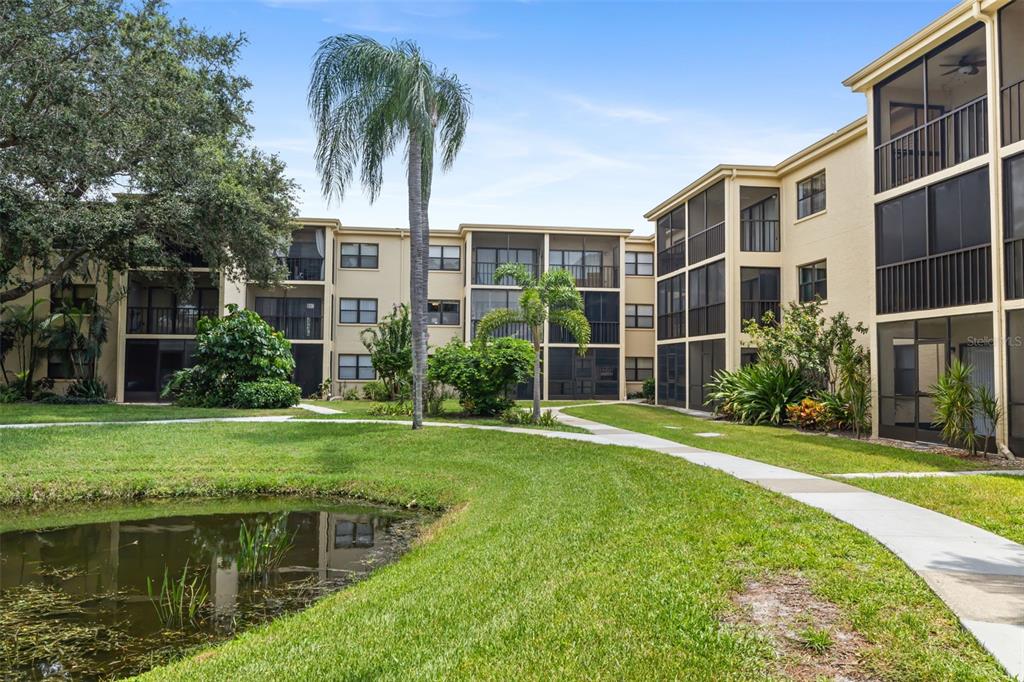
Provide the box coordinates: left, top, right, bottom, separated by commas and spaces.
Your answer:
167, 0, 956, 233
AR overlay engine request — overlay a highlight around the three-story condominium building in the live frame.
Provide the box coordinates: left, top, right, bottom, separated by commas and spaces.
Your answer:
646, 0, 1024, 456
4, 0, 1020, 455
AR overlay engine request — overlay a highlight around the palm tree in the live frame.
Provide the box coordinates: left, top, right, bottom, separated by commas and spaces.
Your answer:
475, 263, 590, 423
308, 36, 471, 429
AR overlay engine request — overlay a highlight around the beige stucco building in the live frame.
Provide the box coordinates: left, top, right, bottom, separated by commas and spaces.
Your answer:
5, 0, 1022, 456
647, 0, 1024, 456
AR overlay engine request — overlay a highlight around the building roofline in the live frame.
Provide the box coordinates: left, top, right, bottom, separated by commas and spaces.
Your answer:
643, 117, 867, 222
841, 0, 1009, 93
459, 223, 636, 236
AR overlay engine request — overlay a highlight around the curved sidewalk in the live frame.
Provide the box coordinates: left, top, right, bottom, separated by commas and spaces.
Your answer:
4, 408, 1022, 677
553, 409, 1024, 680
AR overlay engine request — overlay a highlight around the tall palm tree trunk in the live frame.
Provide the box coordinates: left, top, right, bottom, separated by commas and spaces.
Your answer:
532, 336, 542, 423
408, 134, 428, 429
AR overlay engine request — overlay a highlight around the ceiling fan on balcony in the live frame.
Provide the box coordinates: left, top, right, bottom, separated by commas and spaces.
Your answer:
940, 55, 986, 76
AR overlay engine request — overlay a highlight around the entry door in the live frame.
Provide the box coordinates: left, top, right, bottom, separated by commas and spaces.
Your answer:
292, 344, 323, 398
962, 343, 995, 438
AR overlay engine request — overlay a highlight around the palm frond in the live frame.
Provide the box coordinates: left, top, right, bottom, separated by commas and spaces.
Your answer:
493, 263, 535, 289
549, 308, 590, 354
475, 307, 525, 342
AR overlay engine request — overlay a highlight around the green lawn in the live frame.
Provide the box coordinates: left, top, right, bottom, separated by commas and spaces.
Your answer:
300, 399, 586, 432
565, 404, 980, 474
0, 402, 303, 425
0, 421, 1005, 679
853, 474, 1024, 546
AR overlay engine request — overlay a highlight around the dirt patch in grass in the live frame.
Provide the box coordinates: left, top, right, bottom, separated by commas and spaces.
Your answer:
723, 573, 877, 681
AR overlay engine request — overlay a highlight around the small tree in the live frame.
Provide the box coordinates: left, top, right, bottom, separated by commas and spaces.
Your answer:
360, 304, 412, 401
976, 384, 1002, 455
0, 298, 49, 398
164, 304, 298, 408
428, 337, 534, 416
475, 263, 590, 423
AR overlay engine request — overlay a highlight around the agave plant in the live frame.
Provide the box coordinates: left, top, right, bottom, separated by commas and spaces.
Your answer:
706, 362, 810, 426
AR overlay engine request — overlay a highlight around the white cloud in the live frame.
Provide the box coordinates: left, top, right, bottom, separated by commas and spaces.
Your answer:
559, 94, 671, 124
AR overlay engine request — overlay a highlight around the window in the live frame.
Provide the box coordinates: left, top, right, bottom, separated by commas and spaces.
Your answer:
625, 251, 653, 276
798, 261, 828, 302
339, 298, 377, 324
50, 284, 97, 311
47, 349, 77, 379
797, 171, 826, 219
625, 357, 653, 382
625, 304, 653, 328
429, 245, 460, 271
340, 243, 378, 269
338, 354, 375, 380
428, 300, 460, 326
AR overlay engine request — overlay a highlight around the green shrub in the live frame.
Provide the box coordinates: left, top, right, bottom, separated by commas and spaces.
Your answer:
706, 362, 810, 426
163, 304, 295, 407
361, 380, 390, 402
0, 384, 22, 403
932, 359, 979, 454
368, 401, 412, 416
642, 377, 655, 402
341, 387, 360, 401
816, 390, 850, 431
232, 379, 300, 409
786, 397, 829, 430
428, 337, 534, 416
500, 407, 558, 427
65, 377, 109, 401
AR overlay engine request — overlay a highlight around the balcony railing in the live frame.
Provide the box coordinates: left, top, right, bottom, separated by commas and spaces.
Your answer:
741, 301, 780, 325
1006, 237, 1024, 300
740, 220, 780, 252
688, 223, 725, 265
876, 243, 992, 315
657, 312, 685, 340
260, 315, 323, 340
1003, 79, 1024, 147
550, 321, 619, 345
875, 96, 988, 193
473, 261, 539, 285
657, 242, 686, 276
688, 303, 725, 337
551, 265, 619, 288
278, 257, 325, 281
127, 307, 215, 335
471, 319, 534, 341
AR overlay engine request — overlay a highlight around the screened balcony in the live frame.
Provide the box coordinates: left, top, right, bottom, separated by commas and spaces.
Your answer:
875, 167, 993, 315
656, 205, 686, 275
549, 234, 619, 288
550, 292, 619, 344
279, 227, 326, 281
253, 296, 323, 340
1001, 0, 1024, 146
740, 267, 780, 325
739, 187, 780, 252
874, 25, 988, 193
125, 273, 218, 335
472, 233, 542, 285
687, 180, 725, 264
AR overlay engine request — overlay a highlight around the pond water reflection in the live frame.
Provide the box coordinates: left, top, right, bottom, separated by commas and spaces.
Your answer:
0, 498, 424, 680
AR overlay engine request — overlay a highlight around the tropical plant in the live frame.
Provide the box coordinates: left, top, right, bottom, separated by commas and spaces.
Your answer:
0, 299, 49, 397
743, 300, 867, 393
359, 304, 412, 401
1, 0, 298, 305
163, 304, 295, 407
706, 362, 811, 426
642, 377, 656, 403
146, 560, 208, 629
233, 379, 301, 409
428, 337, 534, 416
309, 35, 471, 430
836, 340, 872, 438
931, 359, 979, 455
361, 380, 391, 402
475, 263, 590, 423
500, 406, 558, 427
977, 384, 1003, 455
64, 378, 110, 402
787, 397, 830, 431
237, 516, 295, 581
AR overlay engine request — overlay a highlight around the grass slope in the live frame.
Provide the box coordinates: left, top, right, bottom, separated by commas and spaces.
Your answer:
0, 421, 1004, 680
565, 404, 979, 474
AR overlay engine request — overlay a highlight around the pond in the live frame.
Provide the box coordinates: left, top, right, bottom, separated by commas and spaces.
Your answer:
0, 497, 426, 680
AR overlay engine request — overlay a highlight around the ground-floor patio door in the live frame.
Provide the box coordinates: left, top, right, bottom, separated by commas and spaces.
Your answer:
124, 339, 196, 402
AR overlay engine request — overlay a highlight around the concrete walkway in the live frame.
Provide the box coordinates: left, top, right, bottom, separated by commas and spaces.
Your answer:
3, 408, 1022, 676
552, 409, 1024, 680
296, 402, 344, 415
831, 469, 1024, 479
